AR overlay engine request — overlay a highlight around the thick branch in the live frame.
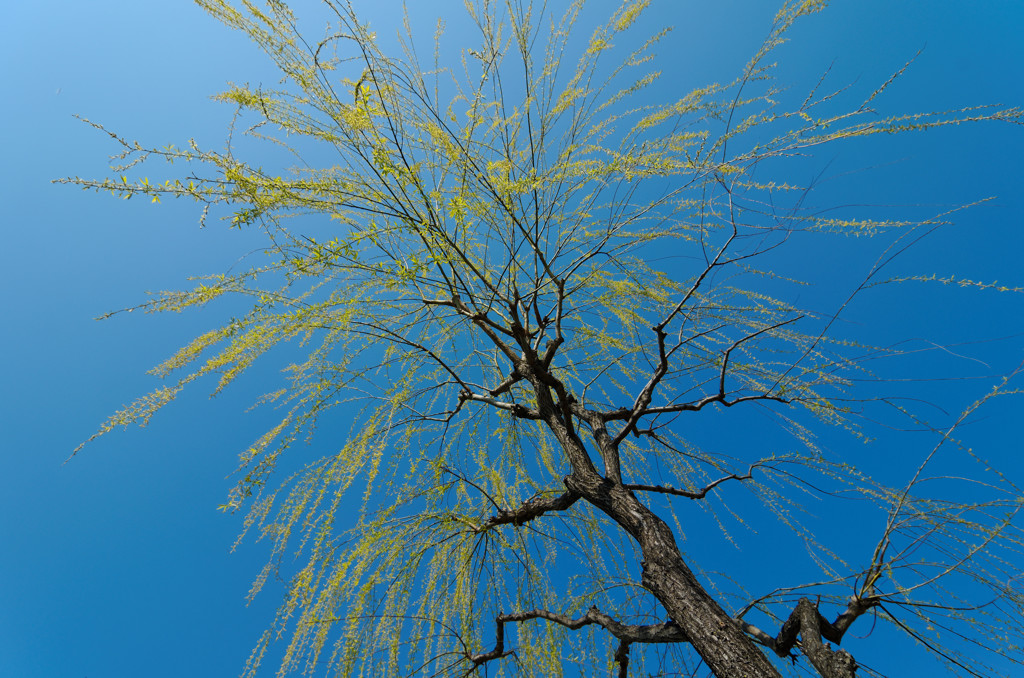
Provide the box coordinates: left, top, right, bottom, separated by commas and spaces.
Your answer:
459, 389, 542, 420
574, 403, 624, 484
477, 489, 580, 531
614, 639, 631, 678
738, 595, 879, 678
560, 476, 782, 677
488, 370, 522, 397
774, 598, 858, 678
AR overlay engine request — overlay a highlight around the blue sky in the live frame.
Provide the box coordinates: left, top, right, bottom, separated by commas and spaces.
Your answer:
1, 2, 1022, 677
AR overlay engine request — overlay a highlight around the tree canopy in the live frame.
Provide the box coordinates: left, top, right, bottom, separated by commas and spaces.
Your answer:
64, 1, 1024, 676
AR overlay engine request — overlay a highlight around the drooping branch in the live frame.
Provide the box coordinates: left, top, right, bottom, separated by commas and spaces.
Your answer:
718, 317, 804, 397
466, 606, 688, 667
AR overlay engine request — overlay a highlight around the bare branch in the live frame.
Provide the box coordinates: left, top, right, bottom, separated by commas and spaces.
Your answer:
718, 316, 803, 397
476, 489, 580, 531
459, 388, 542, 420
466, 606, 688, 667
614, 639, 631, 678
738, 595, 879, 674
609, 317, 801, 446
625, 463, 763, 500
773, 598, 860, 678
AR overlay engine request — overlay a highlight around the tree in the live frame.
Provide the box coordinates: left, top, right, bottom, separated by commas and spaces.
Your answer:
63, 1, 1024, 676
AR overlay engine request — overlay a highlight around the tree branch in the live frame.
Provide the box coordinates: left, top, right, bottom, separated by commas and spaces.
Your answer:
737, 595, 879, 678
604, 391, 792, 423
459, 388, 542, 420
625, 463, 762, 500
609, 317, 801, 445
614, 639, 631, 678
466, 606, 688, 667
476, 489, 580, 531
773, 598, 859, 678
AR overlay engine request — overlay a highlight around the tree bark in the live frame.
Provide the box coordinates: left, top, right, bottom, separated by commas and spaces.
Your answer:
774, 598, 858, 678
565, 472, 783, 678
520, 342, 782, 677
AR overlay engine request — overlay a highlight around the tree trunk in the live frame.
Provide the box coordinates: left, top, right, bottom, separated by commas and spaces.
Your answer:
564, 473, 782, 678
524, 359, 780, 677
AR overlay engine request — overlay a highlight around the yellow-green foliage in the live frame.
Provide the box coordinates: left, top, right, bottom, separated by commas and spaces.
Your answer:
63, 1, 1024, 677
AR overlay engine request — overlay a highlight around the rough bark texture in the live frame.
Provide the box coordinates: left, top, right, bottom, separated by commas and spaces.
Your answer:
514, 355, 782, 677
457, 327, 883, 677
775, 599, 858, 678
566, 472, 783, 678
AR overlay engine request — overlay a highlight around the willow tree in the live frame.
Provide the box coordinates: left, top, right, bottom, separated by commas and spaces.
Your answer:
64, 1, 1023, 676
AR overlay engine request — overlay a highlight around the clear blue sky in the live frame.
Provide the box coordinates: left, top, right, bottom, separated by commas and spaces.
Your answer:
1, 2, 1022, 677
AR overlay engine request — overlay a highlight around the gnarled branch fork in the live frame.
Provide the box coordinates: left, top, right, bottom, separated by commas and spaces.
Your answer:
737, 595, 879, 678
774, 598, 866, 678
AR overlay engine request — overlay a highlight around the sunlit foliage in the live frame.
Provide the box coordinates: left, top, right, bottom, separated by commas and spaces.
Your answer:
63, 1, 1023, 676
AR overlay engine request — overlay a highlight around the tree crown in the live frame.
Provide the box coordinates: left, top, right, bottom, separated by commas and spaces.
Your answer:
64, 1, 1024, 676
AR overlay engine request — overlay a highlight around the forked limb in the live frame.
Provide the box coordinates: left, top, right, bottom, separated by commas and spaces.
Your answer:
739, 595, 879, 678
466, 606, 688, 673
